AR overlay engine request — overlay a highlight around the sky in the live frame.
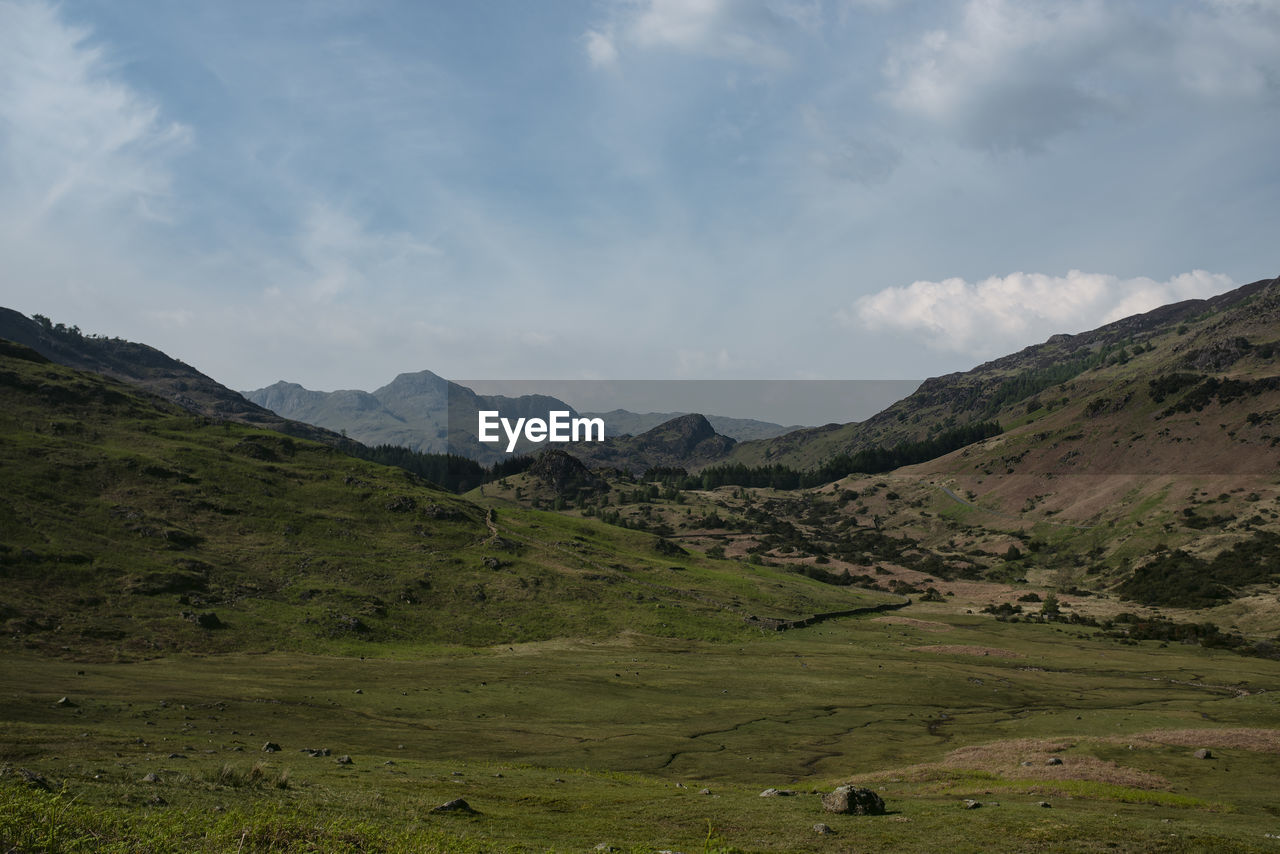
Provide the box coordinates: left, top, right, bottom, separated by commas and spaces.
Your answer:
1, 0, 1277, 395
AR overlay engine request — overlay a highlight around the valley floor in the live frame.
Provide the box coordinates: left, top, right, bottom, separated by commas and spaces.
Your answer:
4, 609, 1280, 852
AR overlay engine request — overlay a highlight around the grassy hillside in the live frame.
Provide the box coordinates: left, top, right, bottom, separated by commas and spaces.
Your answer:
0, 340, 889, 660
0, 308, 344, 446
729, 275, 1280, 472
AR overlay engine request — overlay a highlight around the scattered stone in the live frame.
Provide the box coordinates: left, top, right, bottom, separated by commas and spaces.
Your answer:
194, 612, 223, 629
354, 689, 363, 694
384, 760, 395, 766
813, 823, 835, 835
1020, 761, 1033, 767
336, 755, 354, 765
962, 799, 982, 810
148, 794, 167, 806
593, 844, 620, 852
167, 753, 185, 759
759, 788, 795, 797
821, 785, 886, 815
55, 696, 75, 708
1038, 801, 1052, 808
452, 771, 464, 776
18, 768, 52, 791
142, 772, 160, 783
301, 747, 330, 757
1194, 748, 1213, 760
699, 788, 712, 795
430, 797, 478, 815
262, 742, 281, 753
1046, 757, 1063, 766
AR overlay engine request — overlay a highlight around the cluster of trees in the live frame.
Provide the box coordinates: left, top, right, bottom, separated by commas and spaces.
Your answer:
350, 445, 536, 493
1116, 532, 1279, 608
698, 422, 1002, 491
1100, 614, 1279, 660
1159, 376, 1279, 415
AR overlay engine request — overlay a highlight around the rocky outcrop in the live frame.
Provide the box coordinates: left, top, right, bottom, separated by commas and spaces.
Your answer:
528, 449, 605, 494
821, 786, 885, 815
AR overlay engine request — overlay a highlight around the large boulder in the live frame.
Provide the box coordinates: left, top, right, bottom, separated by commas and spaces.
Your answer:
821, 785, 885, 815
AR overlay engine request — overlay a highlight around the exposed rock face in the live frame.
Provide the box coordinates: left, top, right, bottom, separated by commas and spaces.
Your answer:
182, 611, 223, 629
1183, 337, 1255, 372
567, 413, 739, 474
528, 448, 604, 494
821, 785, 885, 815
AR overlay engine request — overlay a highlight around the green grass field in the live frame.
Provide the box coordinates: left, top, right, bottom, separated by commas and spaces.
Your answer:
4, 343, 1280, 851
4, 611, 1280, 852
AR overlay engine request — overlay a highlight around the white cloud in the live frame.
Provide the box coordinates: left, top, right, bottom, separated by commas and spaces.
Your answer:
801, 105, 901, 184
880, 0, 1280, 152
633, 0, 724, 48
584, 28, 620, 69
0, 0, 191, 229
846, 269, 1237, 356
881, 0, 1121, 152
583, 0, 790, 69
292, 202, 441, 304
1173, 0, 1280, 100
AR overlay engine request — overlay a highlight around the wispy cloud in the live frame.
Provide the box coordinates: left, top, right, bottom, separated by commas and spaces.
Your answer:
583, 0, 792, 69
846, 269, 1237, 356
880, 0, 1280, 152
0, 0, 191, 230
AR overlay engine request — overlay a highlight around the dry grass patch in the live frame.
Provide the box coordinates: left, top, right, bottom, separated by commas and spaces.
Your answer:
910, 644, 1024, 658
1121, 728, 1280, 754
872, 616, 952, 632
847, 736, 1168, 791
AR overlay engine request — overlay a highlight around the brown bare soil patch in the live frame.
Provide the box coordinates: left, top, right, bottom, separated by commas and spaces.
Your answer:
910, 644, 1023, 658
871, 616, 952, 632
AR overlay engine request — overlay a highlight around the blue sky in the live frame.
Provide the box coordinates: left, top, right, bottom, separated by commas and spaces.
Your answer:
1, 0, 1277, 392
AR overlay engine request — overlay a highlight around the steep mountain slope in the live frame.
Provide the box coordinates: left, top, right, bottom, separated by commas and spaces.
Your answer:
0, 308, 344, 446
729, 275, 1280, 471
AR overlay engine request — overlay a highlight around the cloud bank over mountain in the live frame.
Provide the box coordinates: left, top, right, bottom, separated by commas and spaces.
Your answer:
849, 269, 1237, 356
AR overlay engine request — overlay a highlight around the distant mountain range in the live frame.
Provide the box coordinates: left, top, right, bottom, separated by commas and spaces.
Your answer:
241, 376, 797, 462
4, 271, 1278, 482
